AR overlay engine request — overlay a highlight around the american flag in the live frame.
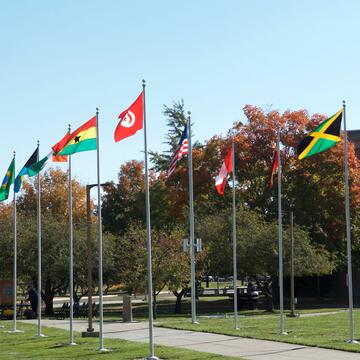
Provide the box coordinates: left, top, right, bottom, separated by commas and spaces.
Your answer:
167, 125, 189, 177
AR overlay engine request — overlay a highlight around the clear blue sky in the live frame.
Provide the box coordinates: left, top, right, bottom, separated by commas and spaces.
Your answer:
1, 0, 359, 188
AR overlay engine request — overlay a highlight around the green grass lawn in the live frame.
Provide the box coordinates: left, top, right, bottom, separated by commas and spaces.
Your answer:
0, 321, 242, 360
156, 310, 360, 353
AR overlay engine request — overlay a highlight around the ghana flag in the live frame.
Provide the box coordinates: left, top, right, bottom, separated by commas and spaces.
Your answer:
297, 109, 342, 160
0, 158, 15, 201
53, 117, 96, 156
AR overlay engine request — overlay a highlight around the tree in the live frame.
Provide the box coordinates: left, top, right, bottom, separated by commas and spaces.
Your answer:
102, 161, 175, 233
113, 223, 197, 316
149, 100, 188, 172
102, 160, 145, 235
13, 168, 115, 315
197, 205, 335, 310
200, 105, 360, 268
0, 203, 14, 280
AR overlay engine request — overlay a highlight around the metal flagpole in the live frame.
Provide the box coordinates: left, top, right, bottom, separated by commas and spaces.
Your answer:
187, 111, 198, 324
343, 101, 358, 344
68, 125, 76, 346
96, 108, 108, 352
142, 80, 158, 360
289, 211, 296, 317
10, 151, 22, 334
232, 138, 239, 330
36, 141, 45, 337
277, 126, 286, 335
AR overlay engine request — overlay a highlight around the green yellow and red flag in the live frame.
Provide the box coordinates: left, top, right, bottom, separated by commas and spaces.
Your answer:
297, 109, 342, 160
52, 117, 97, 156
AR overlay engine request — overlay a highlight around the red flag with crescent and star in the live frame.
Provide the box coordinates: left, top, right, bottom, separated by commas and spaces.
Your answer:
114, 92, 144, 142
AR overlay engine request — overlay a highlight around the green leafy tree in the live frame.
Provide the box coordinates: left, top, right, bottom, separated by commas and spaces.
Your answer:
197, 205, 335, 310
114, 223, 195, 316
149, 100, 188, 172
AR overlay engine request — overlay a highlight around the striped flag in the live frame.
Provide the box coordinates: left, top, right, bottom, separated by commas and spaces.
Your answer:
167, 125, 189, 177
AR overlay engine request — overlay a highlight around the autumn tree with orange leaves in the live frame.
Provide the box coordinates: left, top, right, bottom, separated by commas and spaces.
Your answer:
101, 101, 359, 309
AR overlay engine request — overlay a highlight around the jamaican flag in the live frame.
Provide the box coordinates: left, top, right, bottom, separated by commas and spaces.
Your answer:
297, 109, 342, 160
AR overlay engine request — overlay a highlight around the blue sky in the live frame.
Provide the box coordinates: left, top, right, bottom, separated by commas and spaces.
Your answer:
1, 0, 359, 189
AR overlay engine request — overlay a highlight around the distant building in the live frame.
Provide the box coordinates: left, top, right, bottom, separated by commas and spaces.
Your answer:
348, 130, 360, 159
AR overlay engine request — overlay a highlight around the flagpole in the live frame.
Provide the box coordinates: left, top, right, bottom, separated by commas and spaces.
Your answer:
96, 108, 107, 352
343, 101, 358, 344
232, 137, 239, 330
36, 141, 45, 337
10, 151, 22, 333
277, 126, 286, 335
68, 125, 76, 346
187, 111, 198, 325
142, 80, 158, 360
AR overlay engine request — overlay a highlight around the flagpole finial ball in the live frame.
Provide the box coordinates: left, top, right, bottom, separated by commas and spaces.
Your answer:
142, 79, 146, 86
68, 124, 71, 132
187, 111, 191, 117
96, 107, 99, 113
37, 140, 40, 147
13, 151, 15, 157
343, 100, 346, 106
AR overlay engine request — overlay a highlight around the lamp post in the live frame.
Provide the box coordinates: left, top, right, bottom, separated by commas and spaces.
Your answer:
82, 182, 108, 338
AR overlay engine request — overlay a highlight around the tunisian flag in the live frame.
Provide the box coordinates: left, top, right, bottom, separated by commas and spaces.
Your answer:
114, 92, 144, 142
215, 148, 233, 195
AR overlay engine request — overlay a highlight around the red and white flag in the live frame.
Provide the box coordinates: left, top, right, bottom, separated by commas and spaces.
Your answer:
114, 92, 144, 142
215, 148, 233, 195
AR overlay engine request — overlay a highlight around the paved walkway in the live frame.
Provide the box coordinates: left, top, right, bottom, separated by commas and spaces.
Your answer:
23, 319, 360, 360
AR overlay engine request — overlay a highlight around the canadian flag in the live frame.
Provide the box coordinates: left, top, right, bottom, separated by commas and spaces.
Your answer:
114, 92, 144, 142
215, 148, 233, 195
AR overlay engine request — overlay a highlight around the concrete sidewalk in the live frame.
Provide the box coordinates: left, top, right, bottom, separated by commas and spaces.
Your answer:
23, 319, 360, 360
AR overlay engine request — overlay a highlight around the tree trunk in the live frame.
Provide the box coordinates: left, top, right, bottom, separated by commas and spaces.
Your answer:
173, 289, 186, 314
43, 279, 54, 316
256, 277, 274, 312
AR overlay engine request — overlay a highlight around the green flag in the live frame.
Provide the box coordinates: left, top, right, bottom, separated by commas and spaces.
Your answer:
14, 148, 50, 193
28, 152, 51, 177
0, 159, 15, 202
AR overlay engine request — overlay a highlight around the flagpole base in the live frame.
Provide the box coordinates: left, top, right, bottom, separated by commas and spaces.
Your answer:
346, 339, 359, 344
234, 326, 239, 330
99, 347, 110, 352
279, 331, 288, 336
192, 320, 199, 324
35, 334, 48, 338
69, 342, 77, 346
7, 329, 24, 334
146, 356, 159, 360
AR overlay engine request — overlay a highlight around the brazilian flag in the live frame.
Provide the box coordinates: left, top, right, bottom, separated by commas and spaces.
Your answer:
297, 109, 342, 160
0, 159, 15, 202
